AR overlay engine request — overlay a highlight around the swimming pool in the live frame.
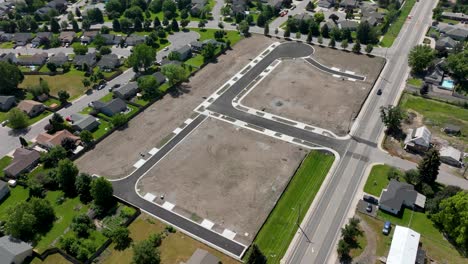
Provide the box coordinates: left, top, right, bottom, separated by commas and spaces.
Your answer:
441, 79, 455, 90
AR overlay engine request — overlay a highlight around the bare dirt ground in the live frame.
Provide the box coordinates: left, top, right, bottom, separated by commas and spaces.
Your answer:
242, 50, 384, 135
76, 36, 277, 179
137, 118, 307, 243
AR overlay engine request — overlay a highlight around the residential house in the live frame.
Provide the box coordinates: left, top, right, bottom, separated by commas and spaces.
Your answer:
437, 23, 468, 41
424, 60, 445, 85
190, 0, 207, 16
3, 148, 41, 178
125, 34, 145, 46
73, 52, 97, 70
0, 32, 13, 42
387, 226, 425, 264
101, 34, 122, 45
114, 82, 139, 100
186, 248, 220, 264
36, 130, 80, 149
441, 12, 468, 23
0, 181, 9, 201
17, 100, 45, 117
443, 124, 461, 135
0, 96, 16, 111
0, 236, 33, 264
231, 0, 246, 15
320, 20, 337, 29
361, 5, 385, 26
293, 13, 314, 22
17, 53, 48, 66
59, 31, 76, 45
379, 179, 426, 215
96, 54, 121, 71
152, 72, 167, 85
339, 0, 357, 8
0, 2, 14, 19
440, 146, 463, 167
31, 32, 53, 48
318, 0, 334, 9
70, 114, 100, 132
190, 41, 204, 52
12, 33, 33, 46
266, 0, 283, 10
0, 53, 17, 64
48, 52, 69, 67
339, 20, 358, 31
174, 45, 192, 61
36, 0, 68, 17
81, 31, 99, 44
92, 98, 128, 117
435, 36, 458, 51
404, 126, 432, 152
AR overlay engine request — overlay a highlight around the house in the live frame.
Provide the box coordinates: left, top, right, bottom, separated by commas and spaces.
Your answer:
318, 0, 334, 8
81, 31, 99, 44
361, 5, 385, 26
59, 31, 76, 45
190, 41, 204, 52
125, 34, 145, 46
174, 45, 192, 61
267, 0, 283, 10
320, 20, 337, 29
404, 126, 432, 152
441, 12, 468, 23
0, 181, 9, 201
0, 96, 16, 111
190, 0, 207, 16
17, 100, 45, 117
185, 248, 220, 264
92, 98, 128, 117
0, 32, 13, 42
36, 130, 80, 149
443, 124, 461, 135
339, 0, 357, 8
424, 60, 445, 85
379, 179, 426, 215
231, 0, 247, 15
12, 33, 33, 46
0, 236, 33, 264
440, 146, 463, 167
152, 72, 167, 85
96, 54, 121, 71
48, 52, 69, 67
0, 53, 17, 64
293, 13, 314, 22
70, 114, 100, 132
114, 82, 139, 99
3, 148, 41, 178
437, 23, 468, 41
101, 34, 122, 45
387, 226, 425, 264
435, 36, 458, 51
17, 53, 48, 66
339, 20, 358, 31
31, 32, 52, 48
73, 52, 97, 70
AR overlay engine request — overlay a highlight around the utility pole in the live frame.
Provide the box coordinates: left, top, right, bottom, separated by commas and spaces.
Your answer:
296, 205, 312, 243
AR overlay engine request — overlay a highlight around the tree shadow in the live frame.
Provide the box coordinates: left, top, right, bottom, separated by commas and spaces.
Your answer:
168, 84, 191, 98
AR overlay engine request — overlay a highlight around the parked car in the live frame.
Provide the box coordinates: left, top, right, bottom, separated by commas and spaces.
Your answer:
112, 84, 121, 89
163, 47, 169, 51
97, 84, 105, 90
366, 203, 372, 212
363, 195, 378, 205
1, 120, 8, 127
290, 4, 296, 10
382, 221, 391, 235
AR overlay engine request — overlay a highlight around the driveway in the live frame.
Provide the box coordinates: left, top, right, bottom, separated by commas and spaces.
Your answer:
156, 31, 200, 61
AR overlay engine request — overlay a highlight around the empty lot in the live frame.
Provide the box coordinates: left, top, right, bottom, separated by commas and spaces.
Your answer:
137, 118, 307, 244
242, 48, 385, 136
76, 36, 277, 179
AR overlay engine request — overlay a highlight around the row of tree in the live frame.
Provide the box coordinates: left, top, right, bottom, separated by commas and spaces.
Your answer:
337, 217, 363, 262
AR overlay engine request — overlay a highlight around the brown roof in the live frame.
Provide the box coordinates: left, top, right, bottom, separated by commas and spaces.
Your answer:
17, 100, 43, 114
36, 130, 79, 147
3, 148, 40, 177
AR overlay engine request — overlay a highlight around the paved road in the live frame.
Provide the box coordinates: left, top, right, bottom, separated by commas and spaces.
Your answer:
304, 57, 366, 80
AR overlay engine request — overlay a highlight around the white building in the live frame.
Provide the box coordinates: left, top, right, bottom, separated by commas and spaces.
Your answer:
440, 146, 463, 167
0, 236, 33, 264
404, 126, 432, 152
387, 226, 425, 264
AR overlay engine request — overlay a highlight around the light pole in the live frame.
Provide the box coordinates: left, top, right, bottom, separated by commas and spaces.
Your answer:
296, 205, 312, 243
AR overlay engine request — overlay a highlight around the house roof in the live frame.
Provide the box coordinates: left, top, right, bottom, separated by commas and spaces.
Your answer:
186, 249, 219, 264
436, 36, 457, 48
73, 114, 99, 131
339, 20, 358, 30
404, 126, 431, 148
97, 54, 120, 68
36, 32, 53, 39
0, 180, 6, 190
114, 82, 138, 96
387, 226, 420, 264
444, 124, 461, 132
0, 236, 32, 263
440, 146, 462, 161
101, 34, 118, 44
125, 34, 145, 45
3, 148, 40, 177
152, 72, 166, 84
59, 31, 76, 42
49, 52, 68, 65
340, 0, 357, 6
0, 96, 15, 105
93, 98, 127, 115
13, 32, 33, 43
293, 13, 314, 21
175, 45, 192, 55
380, 180, 426, 212
17, 100, 43, 114
17, 53, 48, 65
0, 53, 16, 63
446, 27, 468, 39
442, 11, 468, 20
83, 31, 98, 39
36, 130, 80, 147
74, 52, 97, 66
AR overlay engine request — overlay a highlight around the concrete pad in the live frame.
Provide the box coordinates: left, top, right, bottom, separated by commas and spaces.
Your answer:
162, 201, 175, 211
173, 127, 183, 134
201, 219, 215, 229
148, 148, 159, 155
133, 159, 146, 168
144, 193, 156, 202
222, 229, 237, 240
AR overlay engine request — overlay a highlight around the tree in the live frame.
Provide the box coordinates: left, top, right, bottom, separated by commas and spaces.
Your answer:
365, 44, 374, 54
171, 18, 179, 31
30, 198, 55, 231
341, 39, 348, 49
82, 19, 91, 31
257, 13, 266, 27
161, 64, 187, 86
8, 108, 29, 129
317, 36, 323, 45
100, 46, 112, 55
314, 12, 325, 23
58, 90, 70, 103
47, 62, 57, 72
73, 44, 88, 55
380, 105, 405, 136
337, 239, 351, 260
75, 7, 82, 17
19, 136, 28, 148
239, 20, 250, 36
264, 23, 269, 36
137, 75, 162, 100
71, 214, 95, 237
446, 49, 468, 82
356, 21, 377, 44
180, 19, 189, 29
128, 44, 156, 72
28, 177, 45, 198
201, 43, 216, 61
198, 19, 206, 30
132, 239, 160, 264
80, 130, 94, 146
247, 244, 266, 264
403, 169, 421, 186
57, 159, 79, 196
426, 185, 462, 215
112, 18, 121, 32
432, 191, 468, 254
61, 21, 68, 31
417, 149, 441, 186
4, 202, 37, 241
306, 31, 312, 43
0, 62, 24, 94
91, 177, 115, 211
284, 27, 291, 38
352, 41, 361, 53
321, 24, 329, 38
110, 226, 132, 250
41, 146, 67, 168
111, 113, 128, 127
50, 18, 60, 33
61, 137, 77, 152
75, 173, 93, 203
134, 17, 143, 31
408, 45, 435, 74
306, 1, 315, 11
329, 37, 336, 48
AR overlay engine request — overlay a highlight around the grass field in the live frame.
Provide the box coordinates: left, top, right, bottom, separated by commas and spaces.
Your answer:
407, 77, 423, 87
363, 164, 394, 197
0, 42, 14, 48
380, 0, 417, 47
0, 186, 29, 221
189, 28, 243, 46
358, 213, 393, 257
31, 253, 71, 264
0, 156, 12, 178
185, 54, 205, 68
251, 151, 335, 263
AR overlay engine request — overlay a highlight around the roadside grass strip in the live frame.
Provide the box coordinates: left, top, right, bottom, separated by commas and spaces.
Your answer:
251, 151, 335, 263
380, 0, 417, 47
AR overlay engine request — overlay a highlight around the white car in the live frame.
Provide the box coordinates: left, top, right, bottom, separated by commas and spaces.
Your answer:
1, 120, 9, 127
163, 47, 169, 51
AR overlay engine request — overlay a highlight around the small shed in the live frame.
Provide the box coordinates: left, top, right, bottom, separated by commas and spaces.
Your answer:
443, 124, 461, 135
440, 146, 463, 167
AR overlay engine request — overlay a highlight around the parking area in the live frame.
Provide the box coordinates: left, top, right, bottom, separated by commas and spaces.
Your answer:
241, 47, 385, 136
357, 199, 378, 218
76, 36, 277, 179
137, 118, 308, 244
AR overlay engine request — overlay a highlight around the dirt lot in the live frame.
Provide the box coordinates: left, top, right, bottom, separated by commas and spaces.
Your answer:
242, 47, 385, 136
137, 118, 307, 243
76, 36, 277, 179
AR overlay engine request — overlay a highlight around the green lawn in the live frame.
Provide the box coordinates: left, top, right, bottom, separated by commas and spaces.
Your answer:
407, 77, 423, 87
349, 228, 367, 259
185, 54, 205, 68
0, 42, 14, 48
26, 110, 53, 126
189, 28, 243, 46
134, 97, 151, 106
363, 164, 394, 197
0, 156, 12, 178
92, 118, 112, 139
99, 93, 114, 103
441, 18, 460, 25
34, 191, 89, 253
380, 0, 417, 47
251, 151, 335, 263
0, 186, 29, 221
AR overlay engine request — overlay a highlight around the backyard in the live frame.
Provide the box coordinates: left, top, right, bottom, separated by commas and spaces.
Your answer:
0, 186, 29, 221
251, 151, 335, 263
380, 0, 417, 47
0, 156, 12, 178
189, 28, 243, 46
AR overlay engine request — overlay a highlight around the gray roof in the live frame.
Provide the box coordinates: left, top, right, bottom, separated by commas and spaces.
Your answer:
97, 54, 120, 69
17, 53, 48, 66
71, 114, 100, 131
0, 180, 6, 190
175, 45, 192, 55
339, 20, 358, 30
380, 180, 425, 213
186, 249, 219, 264
125, 34, 145, 46
74, 52, 97, 67
442, 11, 468, 20
49, 52, 68, 66
152, 72, 166, 85
93, 98, 127, 115
0, 53, 16, 63
3, 148, 40, 177
0, 95, 15, 105
436, 36, 457, 48
0, 236, 32, 264
13, 32, 33, 43
114, 82, 138, 96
